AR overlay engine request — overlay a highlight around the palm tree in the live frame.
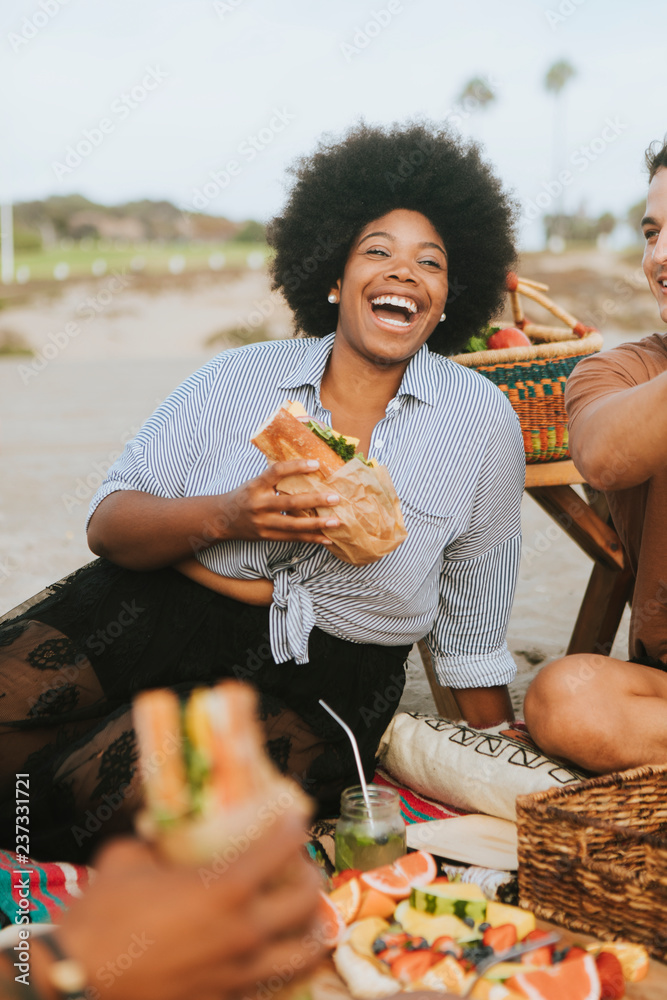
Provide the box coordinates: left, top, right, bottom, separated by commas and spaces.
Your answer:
545, 59, 576, 97
458, 76, 496, 112
0, 204, 14, 284
544, 59, 577, 244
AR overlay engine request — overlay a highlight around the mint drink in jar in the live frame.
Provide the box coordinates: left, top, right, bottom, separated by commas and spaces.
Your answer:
335, 784, 406, 872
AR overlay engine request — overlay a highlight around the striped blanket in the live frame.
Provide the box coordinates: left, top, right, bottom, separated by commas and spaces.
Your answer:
0, 849, 94, 926
0, 747, 510, 921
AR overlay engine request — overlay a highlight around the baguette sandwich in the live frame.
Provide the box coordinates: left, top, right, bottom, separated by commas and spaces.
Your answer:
133, 680, 311, 862
250, 401, 407, 566
251, 399, 378, 477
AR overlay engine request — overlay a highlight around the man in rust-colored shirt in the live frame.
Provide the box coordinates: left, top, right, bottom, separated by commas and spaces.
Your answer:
524, 137, 667, 774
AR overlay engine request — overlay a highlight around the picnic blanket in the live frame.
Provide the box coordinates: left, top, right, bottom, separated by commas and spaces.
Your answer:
0, 723, 539, 919
0, 848, 93, 926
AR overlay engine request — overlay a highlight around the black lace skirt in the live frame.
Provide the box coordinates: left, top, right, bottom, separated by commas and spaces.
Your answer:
0, 559, 410, 862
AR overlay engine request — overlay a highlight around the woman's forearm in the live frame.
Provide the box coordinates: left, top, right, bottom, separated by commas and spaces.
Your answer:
454, 685, 514, 728
570, 369, 667, 491
87, 461, 342, 571
87, 490, 235, 570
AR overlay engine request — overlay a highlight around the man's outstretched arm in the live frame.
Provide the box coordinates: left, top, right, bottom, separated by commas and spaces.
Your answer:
568, 367, 667, 491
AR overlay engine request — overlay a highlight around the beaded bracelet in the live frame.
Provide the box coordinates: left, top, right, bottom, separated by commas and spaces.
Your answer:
0, 949, 42, 1000
36, 934, 88, 1000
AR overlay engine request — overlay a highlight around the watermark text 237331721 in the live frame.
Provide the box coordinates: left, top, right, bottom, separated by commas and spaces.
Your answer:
13, 775, 32, 986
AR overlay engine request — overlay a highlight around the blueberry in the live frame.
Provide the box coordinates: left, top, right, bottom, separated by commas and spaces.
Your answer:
372, 938, 386, 955
552, 947, 570, 964
463, 915, 475, 928
406, 937, 429, 951
478, 922, 491, 932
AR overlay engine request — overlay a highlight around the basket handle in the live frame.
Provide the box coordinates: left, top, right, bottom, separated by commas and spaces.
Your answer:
506, 271, 596, 340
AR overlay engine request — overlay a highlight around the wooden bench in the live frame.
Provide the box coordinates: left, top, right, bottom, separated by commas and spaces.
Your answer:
421, 459, 634, 719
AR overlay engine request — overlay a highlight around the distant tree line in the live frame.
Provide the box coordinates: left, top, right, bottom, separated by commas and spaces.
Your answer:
12, 195, 266, 250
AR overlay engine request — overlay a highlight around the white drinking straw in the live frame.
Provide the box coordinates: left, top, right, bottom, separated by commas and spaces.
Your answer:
318, 698, 373, 815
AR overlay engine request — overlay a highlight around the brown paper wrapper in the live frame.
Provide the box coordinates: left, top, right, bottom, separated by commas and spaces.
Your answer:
276, 457, 408, 566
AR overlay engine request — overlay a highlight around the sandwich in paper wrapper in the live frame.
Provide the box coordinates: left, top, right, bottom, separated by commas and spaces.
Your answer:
133, 680, 311, 863
251, 401, 407, 566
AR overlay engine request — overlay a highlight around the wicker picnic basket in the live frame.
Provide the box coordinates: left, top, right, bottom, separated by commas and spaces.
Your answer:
451, 273, 603, 464
516, 763, 667, 960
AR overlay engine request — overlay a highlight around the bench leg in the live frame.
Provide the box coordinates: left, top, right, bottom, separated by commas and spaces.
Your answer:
417, 639, 462, 720
567, 562, 634, 656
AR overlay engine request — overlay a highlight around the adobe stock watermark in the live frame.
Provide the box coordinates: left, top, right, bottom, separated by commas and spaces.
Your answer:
359, 672, 405, 727
71, 723, 180, 849
232, 631, 272, 681
60, 399, 162, 514
52, 66, 169, 180
89, 933, 155, 997
242, 928, 325, 1000
227, 232, 342, 337
198, 789, 298, 887
7, 0, 73, 53
26, 600, 145, 722
0, 554, 21, 588
442, 74, 500, 129
17, 269, 133, 384
188, 108, 295, 212
213, 0, 248, 15
579, 265, 647, 332
545, 0, 587, 30
384, 133, 458, 194
340, 1, 404, 63
522, 116, 628, 221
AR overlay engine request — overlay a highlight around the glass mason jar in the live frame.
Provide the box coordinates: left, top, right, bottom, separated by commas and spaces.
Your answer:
334, 784, 406, 872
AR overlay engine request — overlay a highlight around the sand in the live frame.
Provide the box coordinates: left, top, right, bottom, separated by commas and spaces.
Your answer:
1, 255, 654, 716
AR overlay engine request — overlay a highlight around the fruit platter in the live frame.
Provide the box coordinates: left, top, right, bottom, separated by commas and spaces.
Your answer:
312, 851, 662, 1000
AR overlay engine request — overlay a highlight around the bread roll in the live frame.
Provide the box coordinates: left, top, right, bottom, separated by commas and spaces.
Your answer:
251, 406, 345, 478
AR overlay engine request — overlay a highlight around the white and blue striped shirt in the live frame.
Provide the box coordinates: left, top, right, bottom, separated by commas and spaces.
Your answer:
88, 333, 524, 688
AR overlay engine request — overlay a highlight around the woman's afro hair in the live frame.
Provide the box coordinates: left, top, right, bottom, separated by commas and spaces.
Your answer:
267, 119, 517, 355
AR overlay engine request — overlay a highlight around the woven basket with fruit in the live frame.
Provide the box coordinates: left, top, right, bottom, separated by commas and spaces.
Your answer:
451, 273, 603, 464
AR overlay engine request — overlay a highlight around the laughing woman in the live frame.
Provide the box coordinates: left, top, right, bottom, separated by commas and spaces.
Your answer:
0, 121, 523, 860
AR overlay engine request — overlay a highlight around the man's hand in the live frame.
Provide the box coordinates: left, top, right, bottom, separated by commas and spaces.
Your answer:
56, 812, 325, 1000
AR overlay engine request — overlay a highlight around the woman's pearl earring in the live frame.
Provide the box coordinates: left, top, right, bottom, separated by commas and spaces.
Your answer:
328, 293, 338, 304
440, 312, 446, 323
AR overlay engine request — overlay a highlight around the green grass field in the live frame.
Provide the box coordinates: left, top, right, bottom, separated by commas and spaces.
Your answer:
11, 240, 269, 283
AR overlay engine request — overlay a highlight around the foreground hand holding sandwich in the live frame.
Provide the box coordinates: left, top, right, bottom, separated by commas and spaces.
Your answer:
0, 682, 325, 1000
132, 680, 312, 862
251, 401, 407, 565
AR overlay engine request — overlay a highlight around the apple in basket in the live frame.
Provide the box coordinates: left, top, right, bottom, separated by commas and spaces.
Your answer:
487, 327, 532, 350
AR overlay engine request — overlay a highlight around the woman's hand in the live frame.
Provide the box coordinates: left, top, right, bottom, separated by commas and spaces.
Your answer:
87, 459, 341, 570
219, 459, 341, 545
453, 685, 515, 728
54, 812, 325, 1000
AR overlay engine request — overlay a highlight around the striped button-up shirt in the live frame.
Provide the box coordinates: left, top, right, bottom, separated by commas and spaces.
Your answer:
88, 333, 524, 688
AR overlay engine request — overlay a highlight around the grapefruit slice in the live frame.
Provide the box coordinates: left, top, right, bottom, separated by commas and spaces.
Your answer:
356, 887, 396, 920
331, 868, 362, 890
360, 851, 437, 899
591, 942, 649, 983
594, 951, 625, 999
396, 850, 438, 886
329, 877, 361, 924
316, 890, 346, 948
507, 952, 601, 1000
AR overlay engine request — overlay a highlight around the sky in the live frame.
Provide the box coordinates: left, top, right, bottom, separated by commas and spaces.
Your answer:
0, 0, 661, 249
